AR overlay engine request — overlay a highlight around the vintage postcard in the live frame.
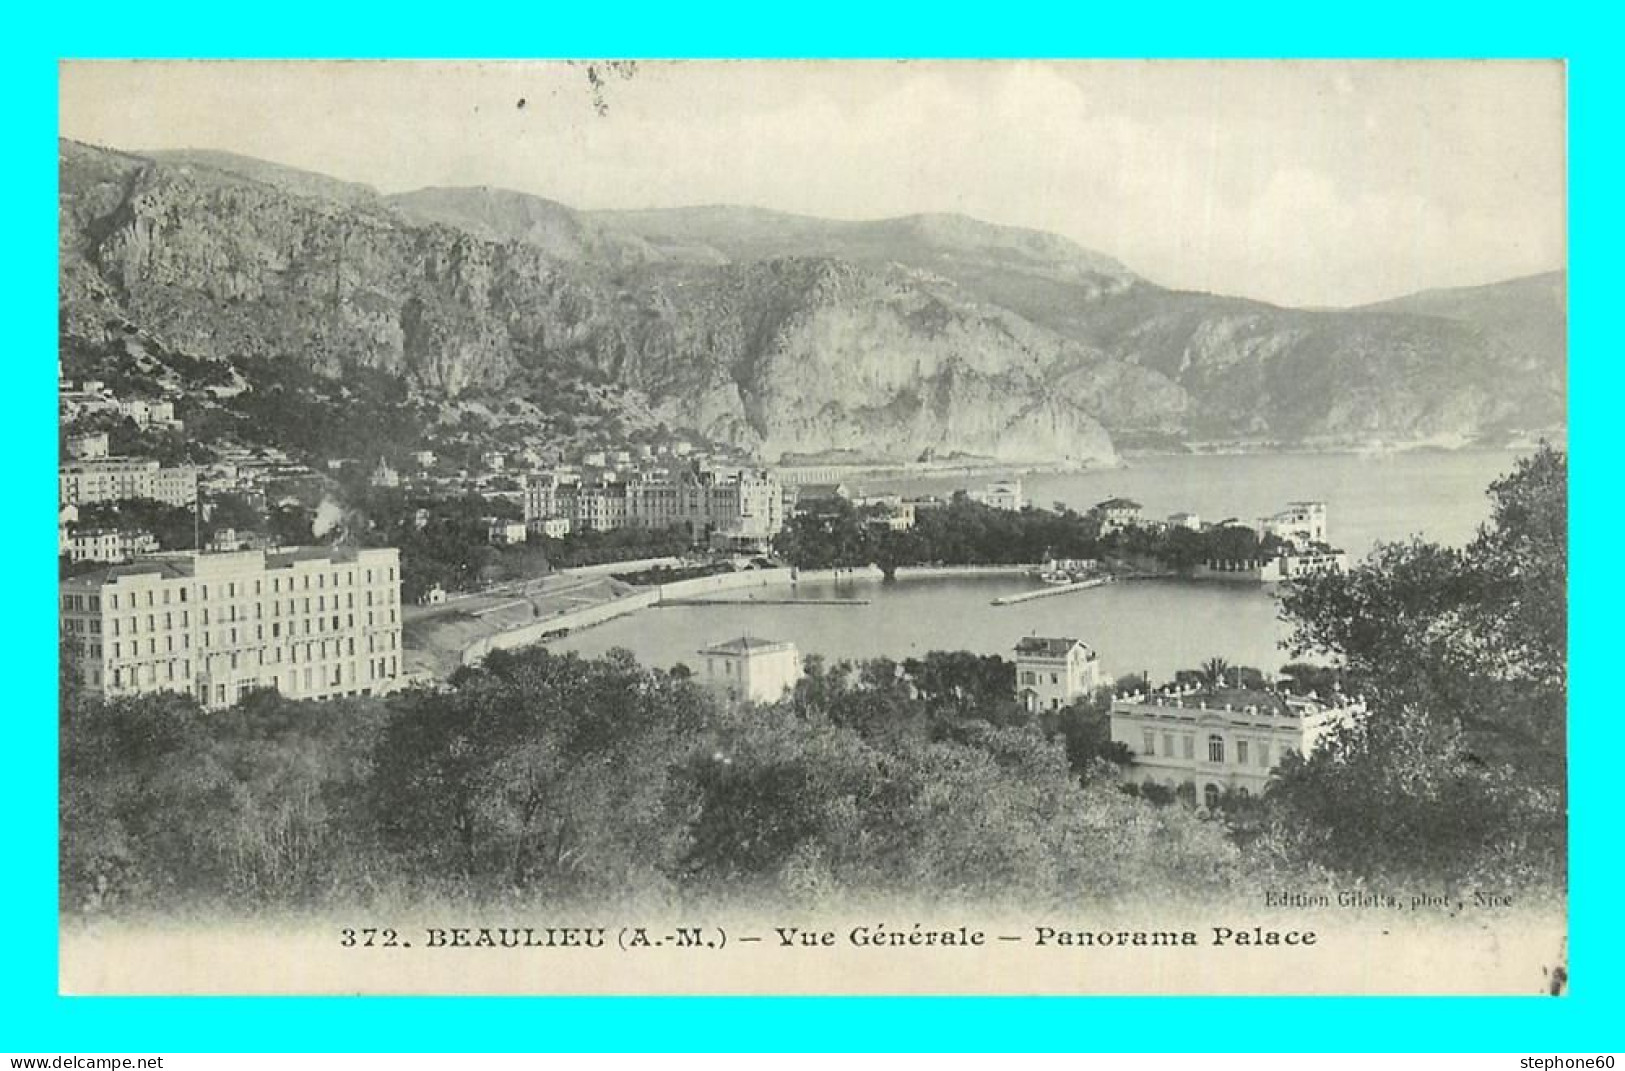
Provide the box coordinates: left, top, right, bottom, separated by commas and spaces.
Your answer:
55, 59, 1567, 995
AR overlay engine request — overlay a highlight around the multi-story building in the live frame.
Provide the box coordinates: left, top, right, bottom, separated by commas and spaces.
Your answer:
487, 519, 528, 545
65, 432, 110, 460
59, 459, 199, 509
970, 478, 1025, 511
59, 546, 404, 710
536, 516, 571, 539
853, 494, 916, 532
1095, 497, 1143, 536
525, 466, 784, 539
1110, 683, 1361, 807
116, 398, 180, 429
698, 636, 802, 705
1014, 636, 1104, 712
62, 527, 159, 563
1168, 511, 1201, 531
1257, 501, 1328, 548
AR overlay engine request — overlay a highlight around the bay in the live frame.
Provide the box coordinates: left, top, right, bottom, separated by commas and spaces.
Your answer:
552, 449, 1531, 681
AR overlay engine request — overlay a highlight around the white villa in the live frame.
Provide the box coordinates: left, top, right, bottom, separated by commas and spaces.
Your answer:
1109, 682, 1362, 807
1014, 635, 1104, 712
698, 636, 803, 705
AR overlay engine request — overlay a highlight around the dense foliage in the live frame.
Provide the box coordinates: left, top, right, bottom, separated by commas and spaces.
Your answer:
775, 494, 1290, 573
60, 646, 1238, 915
1266, 444, 1567, 887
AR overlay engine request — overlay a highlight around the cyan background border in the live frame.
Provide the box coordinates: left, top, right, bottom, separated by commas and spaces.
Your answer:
7, 1, 1610, 1051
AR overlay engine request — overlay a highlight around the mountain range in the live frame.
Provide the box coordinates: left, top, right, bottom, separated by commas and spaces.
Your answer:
58, 138, 1567, 465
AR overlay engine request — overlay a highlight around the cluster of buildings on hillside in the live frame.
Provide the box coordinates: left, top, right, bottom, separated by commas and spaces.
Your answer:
60, 378, 329, 566
59, 546, 407, 711
59, 379, 183, 430
691, 628, 1358, 811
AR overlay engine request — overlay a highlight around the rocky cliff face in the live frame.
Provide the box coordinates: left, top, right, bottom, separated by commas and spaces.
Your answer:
58, 139, 1566, 464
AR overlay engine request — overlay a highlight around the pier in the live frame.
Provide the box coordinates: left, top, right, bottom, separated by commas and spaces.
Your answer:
990, 576, 1114, 606
662, 596, 871, 606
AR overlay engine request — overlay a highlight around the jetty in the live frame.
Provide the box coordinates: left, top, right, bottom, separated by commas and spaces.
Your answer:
991, 575, 1115, 606
661, 597, 871, 607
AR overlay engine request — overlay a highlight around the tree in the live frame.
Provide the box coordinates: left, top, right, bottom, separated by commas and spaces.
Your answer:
1199, 656, 1232, 692
1268, 445, 1568, 886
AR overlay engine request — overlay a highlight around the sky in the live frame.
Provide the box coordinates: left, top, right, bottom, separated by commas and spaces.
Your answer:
58, 60, 1566, 308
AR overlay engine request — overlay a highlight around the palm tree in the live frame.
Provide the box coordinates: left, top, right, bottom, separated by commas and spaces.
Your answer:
1200, 656, 1232, 693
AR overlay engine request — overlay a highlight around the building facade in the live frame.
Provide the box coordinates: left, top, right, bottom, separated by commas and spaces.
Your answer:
488, 519, 528, 545
117, 398, 180, 428
970, 478, 1025, 511
525, 467, 784, 538
62, 527, 159, 563
1014, 636, 1104, 712
59, 459, 199, 509
1109, 684, 1359, 807
1095, 497, 1143, 536
1257, 501, 1328, 548
698, 636, 803, 705
65, 432, 110, 460
59, 547, 405, 710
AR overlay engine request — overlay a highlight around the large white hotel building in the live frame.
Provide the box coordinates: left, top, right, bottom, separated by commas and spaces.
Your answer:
59, 546, 404, 710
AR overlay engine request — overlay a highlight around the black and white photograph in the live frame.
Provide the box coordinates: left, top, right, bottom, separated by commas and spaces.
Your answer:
55, 59, 1567, 995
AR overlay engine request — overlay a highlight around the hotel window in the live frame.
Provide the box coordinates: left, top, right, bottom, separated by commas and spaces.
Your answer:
1182, 735, 1194, 759
1142, 731, 1155, 756
1162, 732, 1174, 757
1237, 740, 1249, 765
1208, 735, 1225, 763
177, 589, 185, 603
1258, 744, 1270, 768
